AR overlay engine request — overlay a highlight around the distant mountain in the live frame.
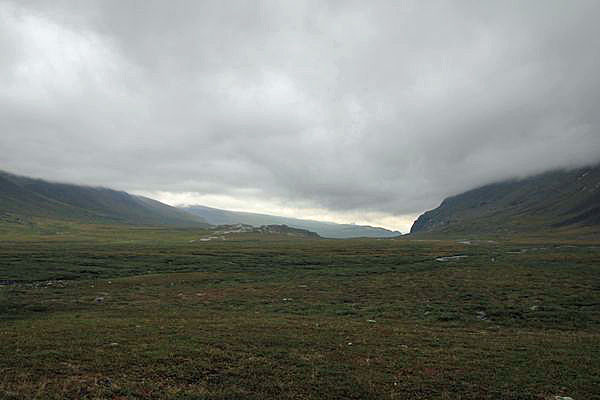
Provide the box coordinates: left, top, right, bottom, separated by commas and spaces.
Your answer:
181, 205, 401, 238
410, 164, 600, 235
0, 171, 208, 227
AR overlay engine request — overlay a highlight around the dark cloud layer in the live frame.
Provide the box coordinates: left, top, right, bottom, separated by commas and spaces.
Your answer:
2, 0, 600, 228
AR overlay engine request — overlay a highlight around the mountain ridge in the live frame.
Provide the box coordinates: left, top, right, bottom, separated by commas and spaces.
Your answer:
0, 170, 401, 237
410, 164, 600, 235
0, 170, 208, 228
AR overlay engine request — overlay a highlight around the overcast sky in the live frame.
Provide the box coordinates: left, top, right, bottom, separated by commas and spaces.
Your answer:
2, 0, 600, 231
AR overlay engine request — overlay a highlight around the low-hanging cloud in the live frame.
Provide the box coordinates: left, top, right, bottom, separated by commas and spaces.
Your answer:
2, 0, 600, 230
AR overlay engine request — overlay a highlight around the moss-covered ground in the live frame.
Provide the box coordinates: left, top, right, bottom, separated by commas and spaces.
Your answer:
1, 224, 599, 399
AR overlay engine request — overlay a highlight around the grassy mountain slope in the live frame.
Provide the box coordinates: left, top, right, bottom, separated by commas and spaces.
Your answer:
181, 205, 401, 238
411, 164, 600, 235
0, 171, 208, 227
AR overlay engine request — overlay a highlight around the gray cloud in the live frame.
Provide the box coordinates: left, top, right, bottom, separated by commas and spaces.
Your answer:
2, 0, 600, 226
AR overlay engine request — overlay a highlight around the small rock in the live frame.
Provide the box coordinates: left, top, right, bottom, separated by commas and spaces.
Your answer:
347, 342, 352, 346
554, 396, 574, 400
108, 342, 119, 346
476, 311, 487, 321
94, 297, 104, 304
530, 305, 539, 311
436, 255, 468, 262
97, 377, 112, 386
367, 319, 376, 323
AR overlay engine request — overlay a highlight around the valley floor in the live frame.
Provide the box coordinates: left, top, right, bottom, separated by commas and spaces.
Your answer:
1, 227, 599, 399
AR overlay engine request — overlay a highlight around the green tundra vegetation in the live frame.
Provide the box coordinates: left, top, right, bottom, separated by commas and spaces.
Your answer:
1, 222, 599, 399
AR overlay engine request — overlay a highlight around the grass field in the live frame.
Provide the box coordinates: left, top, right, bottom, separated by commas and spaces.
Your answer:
1, 224, 599, 399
